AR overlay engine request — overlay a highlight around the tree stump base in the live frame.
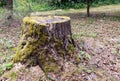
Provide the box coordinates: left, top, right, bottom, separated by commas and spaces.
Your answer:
13, 16, 75, 74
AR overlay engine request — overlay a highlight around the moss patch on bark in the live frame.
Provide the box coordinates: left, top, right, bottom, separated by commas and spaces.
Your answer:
13, 16, 75, 74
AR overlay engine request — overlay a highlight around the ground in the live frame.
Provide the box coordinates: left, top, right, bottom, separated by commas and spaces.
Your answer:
0, 4, 120, 81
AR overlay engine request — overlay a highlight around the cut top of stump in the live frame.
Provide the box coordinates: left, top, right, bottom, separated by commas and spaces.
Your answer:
23, 16, 70, 25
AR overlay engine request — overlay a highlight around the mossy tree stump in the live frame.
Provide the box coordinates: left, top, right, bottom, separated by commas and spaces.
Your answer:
13, 16, 75, 74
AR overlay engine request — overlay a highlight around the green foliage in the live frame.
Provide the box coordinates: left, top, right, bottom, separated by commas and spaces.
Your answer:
93, 0, 120, 5
47, 0, 120, 9
0, 0, 7, 7
10, 0, 120, 13
0, 0, 120, 11
6, 62, 14, 70
0, 62, 14, 76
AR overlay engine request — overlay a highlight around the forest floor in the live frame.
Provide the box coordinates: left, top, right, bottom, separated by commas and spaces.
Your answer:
0, 4, 120, 81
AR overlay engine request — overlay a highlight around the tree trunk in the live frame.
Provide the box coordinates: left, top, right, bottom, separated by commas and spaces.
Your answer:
87, 0, 90, 17
7, 0, 13, 10
6, 0, 13, 26
13, 16, 75, 74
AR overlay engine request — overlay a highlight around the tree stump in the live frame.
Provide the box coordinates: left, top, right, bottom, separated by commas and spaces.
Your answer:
13, 16, 75, 74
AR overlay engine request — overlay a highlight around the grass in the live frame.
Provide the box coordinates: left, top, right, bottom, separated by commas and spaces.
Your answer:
30, 4, 120, 18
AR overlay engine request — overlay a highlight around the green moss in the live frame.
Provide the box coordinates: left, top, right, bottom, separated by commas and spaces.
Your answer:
13, 22, 49, 63
37, 50, 60, 74
44, 62, 60, 74
54, 39, 65, 57
13, 17, 75, 74
68, 44, 74, 53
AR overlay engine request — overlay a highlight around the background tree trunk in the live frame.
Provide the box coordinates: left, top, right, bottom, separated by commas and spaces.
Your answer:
6, 0, 13, 26
13, 16, 75, 74
87, 0, 90, 17
7, 0, 13, 10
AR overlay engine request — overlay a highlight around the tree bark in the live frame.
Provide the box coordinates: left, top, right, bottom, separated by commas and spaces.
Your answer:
7, 0, 13, 10
13, 16, 75, 74
87, 0, 90, 17
6, 0, 13, 26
